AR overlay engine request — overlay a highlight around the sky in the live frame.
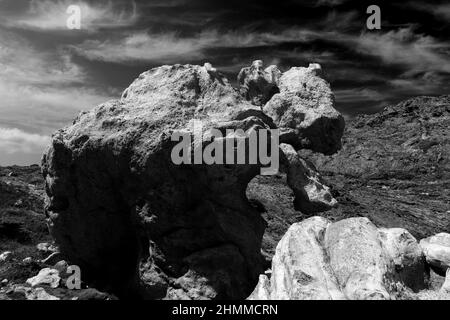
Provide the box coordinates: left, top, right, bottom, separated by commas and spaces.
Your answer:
0, 0, 449, 165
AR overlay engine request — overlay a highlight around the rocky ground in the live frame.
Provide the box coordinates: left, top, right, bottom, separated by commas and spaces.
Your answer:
0, 166, 114, 300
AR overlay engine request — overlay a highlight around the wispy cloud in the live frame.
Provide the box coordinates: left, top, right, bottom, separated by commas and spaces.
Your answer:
0, 29, 114, 164
0, 31, 84, 85
1, 0, 138, 31
70, 28, 322, 63
352, 28, 450, 76
408, 2, 450, 21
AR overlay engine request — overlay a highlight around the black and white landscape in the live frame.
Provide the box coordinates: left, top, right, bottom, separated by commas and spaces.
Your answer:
0, 0, 449, 301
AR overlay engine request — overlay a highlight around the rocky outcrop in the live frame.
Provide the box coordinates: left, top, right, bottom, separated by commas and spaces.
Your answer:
264, 63, 344, 155
280, 144, 337, 213
249, 217, 429, 300
41, 62, 344, 299
420, 233, 450, 276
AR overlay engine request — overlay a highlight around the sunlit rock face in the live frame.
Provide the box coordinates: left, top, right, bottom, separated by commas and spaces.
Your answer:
249, 217, 428, 300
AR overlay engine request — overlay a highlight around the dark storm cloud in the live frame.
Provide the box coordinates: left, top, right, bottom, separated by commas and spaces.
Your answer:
0, 0, 449, 165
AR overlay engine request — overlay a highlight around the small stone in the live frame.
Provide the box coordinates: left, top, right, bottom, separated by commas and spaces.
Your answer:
280, 144, 337, 214
36, 243, 58, 253
0, 251, 12, 262
420, 233, 450, 276
26, 268, 61, 289
22, 257, 33, 264
308, 63, 322, 75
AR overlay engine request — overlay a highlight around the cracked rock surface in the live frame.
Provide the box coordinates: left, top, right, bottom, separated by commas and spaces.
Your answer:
249, 217, 434, 300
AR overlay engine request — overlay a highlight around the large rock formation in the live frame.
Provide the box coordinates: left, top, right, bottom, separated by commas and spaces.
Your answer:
249, 217, 429, 300
41, 61, 344, 299
302, 95, 450, 239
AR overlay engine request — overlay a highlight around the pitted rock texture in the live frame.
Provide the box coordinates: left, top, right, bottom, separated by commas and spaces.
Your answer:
249, 217, 429, 300
41, 62, 344, 299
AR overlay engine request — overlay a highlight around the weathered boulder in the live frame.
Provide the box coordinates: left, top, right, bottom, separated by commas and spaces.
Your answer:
0, 251, 12, 263
249, 217, 345, 300
36, 242, 57, 254
26, 268, 61, 289
264, 63, 345, 155
238, 60, 281, 106
280, 143, 337, 213
249, 217, 428, 300
420, 233, 450, 276
42, 62, 344, 299
378, 228, 427, 292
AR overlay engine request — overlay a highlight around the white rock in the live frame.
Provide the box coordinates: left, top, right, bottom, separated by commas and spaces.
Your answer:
420, 233, 450, 275
0, 251, 12, 262
36, 243, 58, 253
22, 257, 33, 264
264, 64, 345, 155
249, 217, 427, 300
325, 218, 391, 300
281, 143, 337, 213
26, 268, 61, 289
378, 228, 426, 291
248, 274, 271, 300
203, 62, 217, 73
250, 217, 345, 300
